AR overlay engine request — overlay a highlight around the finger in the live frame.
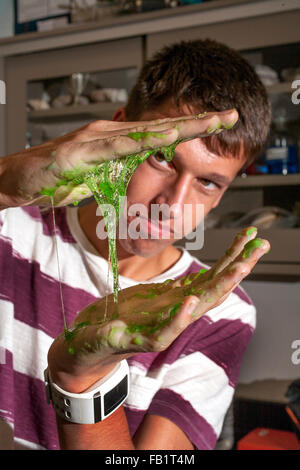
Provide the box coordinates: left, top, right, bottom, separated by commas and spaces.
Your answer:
235, 237, 270, 268
190, 238, 270, 320
171, 267, 209, 289
167, 109, 238, 142
85, 112, 233, 136
151, 296, 199, 351
55, 127, 178, 170
99, 110, 237, 137
208, 226, 258, 278
183, 225, 258, 285
190, 261, 251, 320
87, 115, 199, 134
55, 110, 239, 168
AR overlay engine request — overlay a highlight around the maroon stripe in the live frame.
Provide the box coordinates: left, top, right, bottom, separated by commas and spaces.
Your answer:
13, 371, 59, 449
148, 388, 217, 449
21, 207, 76, 244
127, 352, 159, 372
147, 316, 253, 387
0, 350, 14, 423
0, 235, 97, 338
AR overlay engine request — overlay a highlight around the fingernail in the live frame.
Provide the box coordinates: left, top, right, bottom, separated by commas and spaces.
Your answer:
242, 238, 265, 259
245, 227, 257, 237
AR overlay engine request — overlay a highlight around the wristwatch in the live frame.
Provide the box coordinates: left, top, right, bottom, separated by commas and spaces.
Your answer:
44, 360, 130, 424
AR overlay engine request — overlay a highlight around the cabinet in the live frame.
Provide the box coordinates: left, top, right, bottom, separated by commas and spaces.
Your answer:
5, 37, 143, 153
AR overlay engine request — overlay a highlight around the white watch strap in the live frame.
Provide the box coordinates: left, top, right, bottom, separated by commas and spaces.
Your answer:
45, 360, 130, 424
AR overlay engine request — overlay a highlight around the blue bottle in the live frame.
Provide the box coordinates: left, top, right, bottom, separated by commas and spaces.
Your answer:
266, 111, 298, 175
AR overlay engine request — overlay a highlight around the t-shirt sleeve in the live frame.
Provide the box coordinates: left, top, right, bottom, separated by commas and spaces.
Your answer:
147, 292, 256, 450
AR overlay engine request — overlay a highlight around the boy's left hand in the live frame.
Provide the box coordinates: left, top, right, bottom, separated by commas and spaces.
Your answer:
47, 226, 269, 393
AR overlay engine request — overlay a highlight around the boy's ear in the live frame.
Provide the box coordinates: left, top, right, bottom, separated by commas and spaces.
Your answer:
113, 107, 127, 122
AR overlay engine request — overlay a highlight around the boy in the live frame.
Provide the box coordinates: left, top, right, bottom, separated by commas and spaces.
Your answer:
0, 39, 270, 450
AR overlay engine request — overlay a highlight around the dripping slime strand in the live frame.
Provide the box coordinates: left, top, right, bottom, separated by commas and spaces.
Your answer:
50, 196, 67, 331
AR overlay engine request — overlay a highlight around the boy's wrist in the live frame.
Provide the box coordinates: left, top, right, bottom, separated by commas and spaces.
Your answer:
47, 362, 116, 394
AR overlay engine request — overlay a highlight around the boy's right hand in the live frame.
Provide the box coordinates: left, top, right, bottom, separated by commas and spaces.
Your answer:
0, 110, 238, 209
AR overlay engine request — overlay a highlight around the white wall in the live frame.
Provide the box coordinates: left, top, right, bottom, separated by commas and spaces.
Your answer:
0, 0, 14, 39
238, 280, 300, 383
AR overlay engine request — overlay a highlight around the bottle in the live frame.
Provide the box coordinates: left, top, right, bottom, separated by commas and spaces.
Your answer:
266, 108, 298, 175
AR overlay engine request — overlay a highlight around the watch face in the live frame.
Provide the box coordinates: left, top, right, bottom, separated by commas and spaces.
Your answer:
104, 376, 128, 417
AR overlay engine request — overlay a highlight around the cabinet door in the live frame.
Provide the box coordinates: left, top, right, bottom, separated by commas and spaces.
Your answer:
146, 9, 300, 58
5, 37, 143, 154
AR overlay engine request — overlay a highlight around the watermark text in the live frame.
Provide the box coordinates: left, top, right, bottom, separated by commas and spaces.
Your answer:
95, 197, 205, 250
0, 80, 6, 105
291, 80, 300, 105
291, 339, 300, 365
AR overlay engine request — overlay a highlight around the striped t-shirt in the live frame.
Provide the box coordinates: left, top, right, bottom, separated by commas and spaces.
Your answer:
0, 206, 255, 450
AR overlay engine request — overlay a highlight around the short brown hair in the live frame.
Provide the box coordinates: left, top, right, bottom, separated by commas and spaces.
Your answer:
125, 39, 271, 165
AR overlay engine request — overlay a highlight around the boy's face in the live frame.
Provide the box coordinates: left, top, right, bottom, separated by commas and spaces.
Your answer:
117, 101, 246, 258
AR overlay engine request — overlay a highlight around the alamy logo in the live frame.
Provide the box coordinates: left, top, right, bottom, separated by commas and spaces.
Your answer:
0, 80, 6, 105
291, 80, 300, 105
291, 339, 300, 365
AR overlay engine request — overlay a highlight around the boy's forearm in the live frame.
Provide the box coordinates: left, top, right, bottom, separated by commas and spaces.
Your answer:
0, 149, 49, 208
56, 406, 135, 450
0, 153, 22, 208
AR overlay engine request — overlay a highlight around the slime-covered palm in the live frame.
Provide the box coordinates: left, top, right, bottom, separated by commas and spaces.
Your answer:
60, 227, 269, 367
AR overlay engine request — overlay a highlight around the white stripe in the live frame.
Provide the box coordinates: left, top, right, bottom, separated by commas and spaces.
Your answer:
0, 299, 52, 380
2, 207, 103, 297
125, 352, 234, 437
125, 373, 162, 411
158, 352, 234, 436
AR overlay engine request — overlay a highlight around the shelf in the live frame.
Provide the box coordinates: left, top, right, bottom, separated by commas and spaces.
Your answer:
0, 0, 299, 57
176, 228, 300, 278
230, 174, 300, 188
266, 82, 293, 95
236, 379, 292, 404
27, 102, 123, 122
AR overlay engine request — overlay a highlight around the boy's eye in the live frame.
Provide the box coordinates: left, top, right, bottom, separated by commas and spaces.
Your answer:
153, 151, 166, 162
150, 152, 170, 167
198, 178, 217, 189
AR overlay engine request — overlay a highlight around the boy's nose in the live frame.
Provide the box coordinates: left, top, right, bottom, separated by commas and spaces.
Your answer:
153, 177, 190, 220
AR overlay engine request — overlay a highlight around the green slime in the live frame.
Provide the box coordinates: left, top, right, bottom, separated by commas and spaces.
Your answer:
242, 238, 264, 258
42, 135, 180, 306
